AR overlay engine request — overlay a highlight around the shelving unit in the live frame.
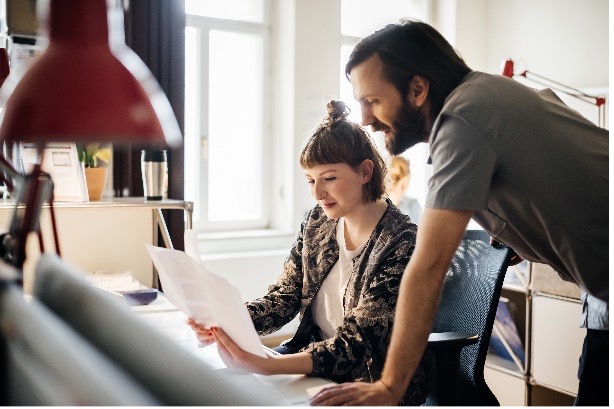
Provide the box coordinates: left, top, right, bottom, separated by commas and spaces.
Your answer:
484, 261, 583, 406
0, 198, 193, 290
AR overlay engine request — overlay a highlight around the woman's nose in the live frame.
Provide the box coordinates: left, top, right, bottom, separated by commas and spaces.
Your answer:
314, 183, 325, 200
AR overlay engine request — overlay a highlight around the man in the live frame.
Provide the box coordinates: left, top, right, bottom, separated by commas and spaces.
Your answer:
310, 19, 608, 406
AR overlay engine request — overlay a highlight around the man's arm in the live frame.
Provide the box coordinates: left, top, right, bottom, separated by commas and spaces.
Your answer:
310, 208, 472, 406
379, 208, 472, 399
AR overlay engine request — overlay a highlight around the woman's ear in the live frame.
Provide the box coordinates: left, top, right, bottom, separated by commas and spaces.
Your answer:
359, 159, 374, 183
408, 76, 429, 108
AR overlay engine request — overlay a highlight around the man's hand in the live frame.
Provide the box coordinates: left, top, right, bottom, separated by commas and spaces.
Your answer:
309, 381, 400, 406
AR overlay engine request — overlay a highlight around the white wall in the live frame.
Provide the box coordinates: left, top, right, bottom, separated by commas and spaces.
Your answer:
439, 0, 609, 87
290, 0, 342, 227
202, 250, 288, 302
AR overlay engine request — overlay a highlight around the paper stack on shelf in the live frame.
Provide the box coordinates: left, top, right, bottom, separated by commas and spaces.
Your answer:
85, 270, 142, 292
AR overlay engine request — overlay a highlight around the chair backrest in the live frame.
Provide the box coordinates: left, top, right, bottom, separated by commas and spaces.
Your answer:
0, 280, 158, 405
33, 254, 282, 406
427, 229, 512, 406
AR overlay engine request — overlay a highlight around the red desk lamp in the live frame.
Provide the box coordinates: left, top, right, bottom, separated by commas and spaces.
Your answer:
0, 0, 182, 270
501, 59, 606, 128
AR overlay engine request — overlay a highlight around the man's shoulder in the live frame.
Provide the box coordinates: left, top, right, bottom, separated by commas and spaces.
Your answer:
444, 71, 511, 112
431, 71, 525, 143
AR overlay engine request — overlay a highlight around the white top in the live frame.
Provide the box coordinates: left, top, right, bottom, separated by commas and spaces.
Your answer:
312, 218, 368, 339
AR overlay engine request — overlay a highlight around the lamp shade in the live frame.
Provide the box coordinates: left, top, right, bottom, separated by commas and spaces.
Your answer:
0, 0, 181, 148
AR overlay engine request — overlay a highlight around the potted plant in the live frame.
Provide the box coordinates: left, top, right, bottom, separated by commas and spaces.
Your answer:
78, 143, 112, 201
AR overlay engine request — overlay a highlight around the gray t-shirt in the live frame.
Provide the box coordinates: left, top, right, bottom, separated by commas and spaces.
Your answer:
426, 72, 608, 327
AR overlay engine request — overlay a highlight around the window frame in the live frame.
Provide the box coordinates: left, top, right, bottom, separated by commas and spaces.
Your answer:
185, 8, 272, 233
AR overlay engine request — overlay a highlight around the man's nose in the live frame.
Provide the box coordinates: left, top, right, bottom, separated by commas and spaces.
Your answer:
361, 106, 375, 127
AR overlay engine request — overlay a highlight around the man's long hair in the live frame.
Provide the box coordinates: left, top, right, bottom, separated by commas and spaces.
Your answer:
345, 19, 471, 121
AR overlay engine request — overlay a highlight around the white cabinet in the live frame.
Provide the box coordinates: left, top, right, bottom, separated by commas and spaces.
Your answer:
531, 294, 583, 395
484, 365, 526, 406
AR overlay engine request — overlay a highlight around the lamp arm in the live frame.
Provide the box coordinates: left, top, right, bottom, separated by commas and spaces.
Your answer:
503, 59, 607, 128
522, 71, 607, 129
521, 70, 605, 103
0, 153, 20, 192
8, 146, 59, 269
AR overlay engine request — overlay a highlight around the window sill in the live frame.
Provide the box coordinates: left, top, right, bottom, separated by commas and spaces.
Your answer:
197, 228, 295, 256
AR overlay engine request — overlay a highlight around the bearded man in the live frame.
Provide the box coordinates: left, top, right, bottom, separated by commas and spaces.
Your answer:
311, 19, 608, 407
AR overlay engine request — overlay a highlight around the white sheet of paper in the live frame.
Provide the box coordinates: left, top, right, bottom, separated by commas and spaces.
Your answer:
146, 245, 266, 358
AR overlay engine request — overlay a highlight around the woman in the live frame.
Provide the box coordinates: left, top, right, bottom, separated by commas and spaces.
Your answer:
387, 155, 423, 224
188, 100, 427, 405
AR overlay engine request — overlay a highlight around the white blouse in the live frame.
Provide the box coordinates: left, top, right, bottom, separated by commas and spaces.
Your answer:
311, 218, 368, 340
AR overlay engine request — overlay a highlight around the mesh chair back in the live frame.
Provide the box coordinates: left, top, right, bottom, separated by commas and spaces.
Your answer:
428, 229, 511, 406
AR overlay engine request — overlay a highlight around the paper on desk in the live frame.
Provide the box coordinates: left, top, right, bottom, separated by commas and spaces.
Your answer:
145, 244, 266, 358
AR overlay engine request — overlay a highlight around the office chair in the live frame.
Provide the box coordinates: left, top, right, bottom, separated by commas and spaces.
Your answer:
33, 254, 282, 406
0, 268, 158, 405
424, 229, 512, 406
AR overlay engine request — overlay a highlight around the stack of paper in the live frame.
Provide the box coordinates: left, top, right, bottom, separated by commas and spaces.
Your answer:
146, 240, 266, 358
85, 270, 141, 292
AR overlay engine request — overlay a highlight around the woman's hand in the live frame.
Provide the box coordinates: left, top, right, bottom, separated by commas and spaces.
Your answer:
212, 327, 276, 375
186, 317, 214, 347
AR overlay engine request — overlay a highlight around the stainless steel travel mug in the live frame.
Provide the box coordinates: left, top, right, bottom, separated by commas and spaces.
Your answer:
141, 150, 168, 200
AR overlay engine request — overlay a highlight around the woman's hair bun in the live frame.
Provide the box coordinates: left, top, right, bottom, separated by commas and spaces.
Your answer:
325, 100, 350, 123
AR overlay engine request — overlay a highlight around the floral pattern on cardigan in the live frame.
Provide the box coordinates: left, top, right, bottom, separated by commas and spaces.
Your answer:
245, 200, 428, 405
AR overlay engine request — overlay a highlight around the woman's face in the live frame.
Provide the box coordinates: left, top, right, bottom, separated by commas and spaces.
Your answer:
304, 161, 371, 220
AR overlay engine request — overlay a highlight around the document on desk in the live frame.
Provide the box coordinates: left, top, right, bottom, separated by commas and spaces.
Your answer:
145, 244, 266, 358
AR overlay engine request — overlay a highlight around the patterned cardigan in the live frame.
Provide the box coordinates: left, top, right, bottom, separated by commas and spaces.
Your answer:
245, 200, 428, 405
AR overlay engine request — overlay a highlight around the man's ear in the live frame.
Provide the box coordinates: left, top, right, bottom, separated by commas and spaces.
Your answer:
408, 76, 429, 108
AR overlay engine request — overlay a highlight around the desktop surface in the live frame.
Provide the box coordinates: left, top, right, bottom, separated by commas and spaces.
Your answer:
132, 292, 333, 405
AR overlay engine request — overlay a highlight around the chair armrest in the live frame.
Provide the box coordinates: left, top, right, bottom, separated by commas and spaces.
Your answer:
426, 332, 479, 405
427, 331, 478, 351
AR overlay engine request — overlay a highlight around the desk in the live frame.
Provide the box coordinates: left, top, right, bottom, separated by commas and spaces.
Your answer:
131, 293, 333, 405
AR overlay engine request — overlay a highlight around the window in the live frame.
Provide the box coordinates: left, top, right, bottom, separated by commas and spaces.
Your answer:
339, 0, 431, 208
185, 0, 269, 231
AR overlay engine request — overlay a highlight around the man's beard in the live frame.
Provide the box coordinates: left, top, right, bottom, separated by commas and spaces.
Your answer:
377, 101, 427, 155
